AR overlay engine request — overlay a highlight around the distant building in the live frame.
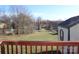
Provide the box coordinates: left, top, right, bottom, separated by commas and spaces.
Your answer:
0, 20, 15, 35
0, 22, 7, 34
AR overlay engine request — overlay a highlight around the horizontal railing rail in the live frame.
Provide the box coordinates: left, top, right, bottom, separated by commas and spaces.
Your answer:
0, 40, 79, 54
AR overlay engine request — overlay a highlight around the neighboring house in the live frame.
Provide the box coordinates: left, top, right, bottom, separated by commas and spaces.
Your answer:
58, 16, 79, 53
0, 23, 7, 34
0, 21, 14, 35
58, 16, 79, 41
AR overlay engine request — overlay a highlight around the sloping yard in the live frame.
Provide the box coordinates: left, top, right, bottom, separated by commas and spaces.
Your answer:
0, 29, 58, 41
0, 29, 59, 54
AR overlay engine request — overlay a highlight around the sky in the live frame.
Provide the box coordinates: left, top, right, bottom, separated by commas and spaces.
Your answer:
0, 5, 79, 21
26, 5, 79, 21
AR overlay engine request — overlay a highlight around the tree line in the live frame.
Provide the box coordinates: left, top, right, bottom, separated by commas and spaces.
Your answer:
0, 6, 35, 35
0, 5, 63, 35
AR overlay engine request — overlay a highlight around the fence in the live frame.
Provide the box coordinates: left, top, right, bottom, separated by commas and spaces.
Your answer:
0, 40, 79, 54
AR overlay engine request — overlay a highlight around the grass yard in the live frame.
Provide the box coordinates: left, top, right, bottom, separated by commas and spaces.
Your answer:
0, 29, 58, 41
0, 29, 59, 54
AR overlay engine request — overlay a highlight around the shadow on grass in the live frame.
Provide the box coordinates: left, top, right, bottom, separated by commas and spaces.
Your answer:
49, 32, 58, 35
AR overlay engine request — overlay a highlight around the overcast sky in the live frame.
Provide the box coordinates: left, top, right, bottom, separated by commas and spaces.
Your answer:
0, 5, 79, 21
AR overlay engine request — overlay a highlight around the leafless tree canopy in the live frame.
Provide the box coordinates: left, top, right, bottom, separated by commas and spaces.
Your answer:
0, 5, 35, 35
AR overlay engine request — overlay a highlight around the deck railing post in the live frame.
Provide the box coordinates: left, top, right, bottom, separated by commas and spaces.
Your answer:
25, 46, 27, 54
67, 46, 70, 54
62, 46, 64, 54
46, 45, 48, 54
51, 46, 53, 54
20, 45, 23, 54
40, 45, 42, 53
11, 45, 13, 54
72, 46, 74, 54
7, 45, 9, 54
16, 45, 18, 54
56, 46, 59, 54
77, 46, 79, 54
1, 44, 5, 54
35, 46, 37, 54
30, 46, 32, 54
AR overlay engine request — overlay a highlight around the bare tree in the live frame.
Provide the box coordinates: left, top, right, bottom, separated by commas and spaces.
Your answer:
37, 17, 41, 30
9, 5, 34, 34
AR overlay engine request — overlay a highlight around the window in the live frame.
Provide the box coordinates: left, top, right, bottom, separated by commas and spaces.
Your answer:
60, 29, 64, 41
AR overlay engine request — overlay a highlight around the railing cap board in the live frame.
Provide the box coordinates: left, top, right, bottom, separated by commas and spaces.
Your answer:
1, 40, 79, 46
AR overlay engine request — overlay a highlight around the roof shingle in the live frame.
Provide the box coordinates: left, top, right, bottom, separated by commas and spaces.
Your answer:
59, 16, 79, 28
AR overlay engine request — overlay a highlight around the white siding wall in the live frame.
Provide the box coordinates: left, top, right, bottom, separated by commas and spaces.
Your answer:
58, 26, 68, 41
69, 24, 79, 53
58, 24, 79, 53
70, 23, 79, 41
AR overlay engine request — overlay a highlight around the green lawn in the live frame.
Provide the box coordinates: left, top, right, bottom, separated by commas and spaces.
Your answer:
0, 29, 59, 54
0, 29, 58, 41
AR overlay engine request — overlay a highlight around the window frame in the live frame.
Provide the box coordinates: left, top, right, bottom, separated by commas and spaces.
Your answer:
60, 29, 64, 41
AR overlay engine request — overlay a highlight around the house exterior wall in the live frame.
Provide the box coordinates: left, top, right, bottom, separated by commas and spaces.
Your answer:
70, 23, 79, 41
58, 26, 68, 41
69, 23, 79, 53
58, 24, 79, 53
58, 26, 69, 53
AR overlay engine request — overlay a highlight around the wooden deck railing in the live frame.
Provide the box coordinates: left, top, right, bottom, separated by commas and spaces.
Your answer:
0, 40, 79, 54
